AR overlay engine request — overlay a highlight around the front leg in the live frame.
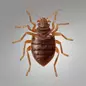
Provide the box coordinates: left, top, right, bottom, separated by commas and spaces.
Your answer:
47, 11, 58, 30
12, 32, 37, 44
26, 10, 36, 31
52, 11, 58, 30
53, 32, 73, 41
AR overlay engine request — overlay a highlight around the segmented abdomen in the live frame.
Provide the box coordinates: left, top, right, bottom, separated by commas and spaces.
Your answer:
31, 36, 55, 66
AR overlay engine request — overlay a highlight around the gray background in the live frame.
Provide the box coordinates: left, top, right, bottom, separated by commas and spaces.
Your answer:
0, 0, 86, 86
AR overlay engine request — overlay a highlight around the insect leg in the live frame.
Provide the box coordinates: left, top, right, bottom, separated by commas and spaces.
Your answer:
52, 11, 58, 30
26, 46, 31, 76
51, 23, 69, 33
20, 40, 32, 61
51, 24, 58, 35
26, 10, 36, 31
57, 23, 69, 25
54, 47, 59, 77
55, 40, 69, 56
12, 32, 37, 44
53, 32, 73, 41
15, 25, 33, 31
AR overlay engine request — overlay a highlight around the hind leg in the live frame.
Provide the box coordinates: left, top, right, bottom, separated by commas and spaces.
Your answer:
20, 40, 32, 61
54, 47, 60, 77
26, 46, 31, 76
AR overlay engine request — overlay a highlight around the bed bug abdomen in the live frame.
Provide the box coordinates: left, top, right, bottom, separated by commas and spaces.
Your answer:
31, 35, 55, 66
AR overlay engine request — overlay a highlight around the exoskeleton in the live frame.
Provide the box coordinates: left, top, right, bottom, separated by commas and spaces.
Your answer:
12, 10, 73, 77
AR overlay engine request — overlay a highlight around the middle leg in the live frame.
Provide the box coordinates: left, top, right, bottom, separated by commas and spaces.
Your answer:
52, 23, 69, 34
55, 40, 69, 56
53, 32, 73, 41
12, 32, 37, 44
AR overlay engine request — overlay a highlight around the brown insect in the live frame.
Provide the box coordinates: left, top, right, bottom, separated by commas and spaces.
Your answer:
12, 10, 73, 77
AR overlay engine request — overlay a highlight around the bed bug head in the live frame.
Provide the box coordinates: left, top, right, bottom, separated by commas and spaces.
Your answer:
37, 17, 51, 28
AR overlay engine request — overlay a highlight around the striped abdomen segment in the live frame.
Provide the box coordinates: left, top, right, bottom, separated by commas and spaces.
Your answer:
31, 36, 55, 66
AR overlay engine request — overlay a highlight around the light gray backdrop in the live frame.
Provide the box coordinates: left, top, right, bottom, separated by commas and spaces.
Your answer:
0, 0, 86, 86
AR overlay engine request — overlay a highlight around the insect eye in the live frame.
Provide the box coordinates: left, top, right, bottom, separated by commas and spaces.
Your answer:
37, 20, 40, 22
47, 20, 51, 22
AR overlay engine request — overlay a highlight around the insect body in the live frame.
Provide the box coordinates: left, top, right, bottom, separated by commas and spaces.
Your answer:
32, 18, 55, 66
32, 33, 55, 66
12, 10, 73, 77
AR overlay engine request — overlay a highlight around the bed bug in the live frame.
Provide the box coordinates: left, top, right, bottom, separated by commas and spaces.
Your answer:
12, 10, 73, 77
